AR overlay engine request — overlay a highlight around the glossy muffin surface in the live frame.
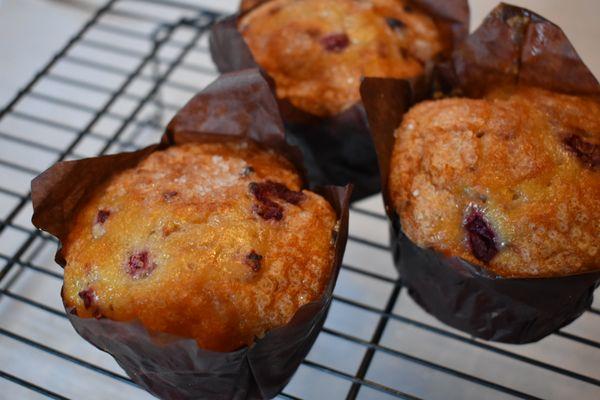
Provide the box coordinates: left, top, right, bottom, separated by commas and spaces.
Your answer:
240, 0, 443, 116
390, 86, 600, 277
62, 141, 338, 352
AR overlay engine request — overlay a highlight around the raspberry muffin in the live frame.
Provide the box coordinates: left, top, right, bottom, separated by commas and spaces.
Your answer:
362, 2, 600, 343
239, 0, 447, 117
62, 141, 338, 352
390, 86, 600, 278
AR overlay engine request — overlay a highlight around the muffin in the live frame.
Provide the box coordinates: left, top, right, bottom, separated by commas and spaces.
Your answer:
239, 0, 444, 117
32, 70, 351, 399
361, 4, 600, 343
390, 86, 600, 278
62, 140, 338, 352
210, 0, 469, 201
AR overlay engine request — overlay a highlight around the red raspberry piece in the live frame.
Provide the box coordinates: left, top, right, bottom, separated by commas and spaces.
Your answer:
320, 33, 350, 52
563, 134, 600, 170
96, 209, 110, 224
464, 208, 499, 263
245, 250, 263, 272
126, 250, 157, 279
78, 287, 97, 309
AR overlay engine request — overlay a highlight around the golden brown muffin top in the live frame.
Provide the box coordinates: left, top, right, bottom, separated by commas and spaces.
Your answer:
389, 86, 600, 278
240, 0, 442, 116
62, 141, 338, 352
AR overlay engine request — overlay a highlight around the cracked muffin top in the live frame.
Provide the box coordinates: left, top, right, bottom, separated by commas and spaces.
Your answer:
389, 86, 600, 278
62, 141, 338, 352
239, 0, 445, 117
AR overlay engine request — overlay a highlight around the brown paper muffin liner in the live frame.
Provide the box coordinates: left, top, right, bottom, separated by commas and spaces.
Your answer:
31, 69, 351, 399
360, 3, 600, 344
209, 0, 469, 201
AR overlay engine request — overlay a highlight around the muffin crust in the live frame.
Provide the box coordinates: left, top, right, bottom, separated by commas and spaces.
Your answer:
62, 141, 337, 352
390, 86, 600, 277
240, 0, 443, 116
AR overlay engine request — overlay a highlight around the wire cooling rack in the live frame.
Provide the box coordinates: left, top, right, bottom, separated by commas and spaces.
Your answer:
0, 1, 598, 399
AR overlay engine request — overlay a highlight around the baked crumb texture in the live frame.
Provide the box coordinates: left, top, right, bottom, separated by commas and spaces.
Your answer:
240, 0, 443, 116
62, 141, 338, 352
390, 86, 600, 278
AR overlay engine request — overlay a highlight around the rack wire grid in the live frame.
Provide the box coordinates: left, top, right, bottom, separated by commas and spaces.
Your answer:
0, 1, 598, 399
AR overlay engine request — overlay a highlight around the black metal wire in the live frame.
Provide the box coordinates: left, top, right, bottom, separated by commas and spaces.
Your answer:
346, 284, 402, 399
107, 7, 173, 25
0, 4, 198, 284
46, 72, 181, 111
341, 263, 397, 284
78, 38, 213, 75
0, 186, 25, 199
349, 206, 388, 221
0, 370, 69, 400
2, 247, 600, 398
320, 328, 542, 400
554, 332, 600, 349
1, 282, 411, 399
348, 235, 390, 252
0, 1, 598, 399
331, 295, 600, 386
0, 0, 118, 240
0, 328, 135, 387
278, 393, 302, 400
94, 21, 205, 52
0, 0, 118, 121
97, 16, 208, 154
302, 359, 421, 400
